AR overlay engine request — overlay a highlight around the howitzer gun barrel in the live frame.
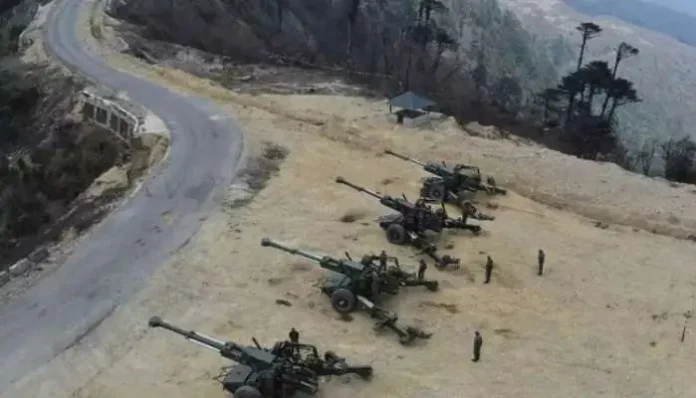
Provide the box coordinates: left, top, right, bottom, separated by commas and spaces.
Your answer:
261, 237, 323, 263
335, 177, 382, 200
148, 316, 226, 352
384, 149, 426, 167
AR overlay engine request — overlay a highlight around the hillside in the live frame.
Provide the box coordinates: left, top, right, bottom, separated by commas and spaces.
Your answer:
563, 0, 696, 48
9, 38, 696, 397
109, 0, 571, 130
0, 0, 168, 271
3, 1, 696, 397
499, 0, 696, 150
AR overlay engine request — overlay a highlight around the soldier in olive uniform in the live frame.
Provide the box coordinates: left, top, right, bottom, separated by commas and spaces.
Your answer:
484, 255, 494, 284
379, 250, 389, 271
418, 259, 428, 280
472, 331, 483, 362
289, 327, 299, 343
538, 249, 545, 276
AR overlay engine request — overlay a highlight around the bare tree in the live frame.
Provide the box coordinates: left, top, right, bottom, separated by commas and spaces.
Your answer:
536, 87, 564, 126
606, 77, 640, 123
430, 28, 456, 73
661, 136, 696, 183
601, 42, 639, 115
346, 0, 362, 56
635, 138, 657, 176
575, 22, 602, 71
565, 22, 602, 126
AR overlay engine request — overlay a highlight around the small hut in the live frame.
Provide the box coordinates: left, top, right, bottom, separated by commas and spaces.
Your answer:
388, 91, 436, 127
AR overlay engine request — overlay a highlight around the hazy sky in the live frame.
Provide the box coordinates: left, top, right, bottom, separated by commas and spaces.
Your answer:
646, 0, 696, 17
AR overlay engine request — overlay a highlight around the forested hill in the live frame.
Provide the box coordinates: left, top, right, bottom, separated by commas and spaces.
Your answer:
111, 0, 570, 126
563, 0, 696, 48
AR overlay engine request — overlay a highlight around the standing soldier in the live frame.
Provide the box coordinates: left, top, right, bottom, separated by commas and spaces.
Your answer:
472, 331, 483, 362
537, 249, 545, 276
418, 259, 428, 280
379, 250, 389, 271
289, 327, 299, 343
461, 201, 474, 223
484, 255, 494, 284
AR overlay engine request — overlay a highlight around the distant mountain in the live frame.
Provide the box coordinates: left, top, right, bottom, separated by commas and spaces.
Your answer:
499, 0, 696, 149
562, 0, 696, 47
648, 0, 696, 18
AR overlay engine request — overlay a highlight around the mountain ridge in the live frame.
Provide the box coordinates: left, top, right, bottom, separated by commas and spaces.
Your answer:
500, 0, 696, 149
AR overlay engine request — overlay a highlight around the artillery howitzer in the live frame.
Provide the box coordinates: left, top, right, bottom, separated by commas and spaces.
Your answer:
433, 200, 495, 234
354, 252, 439, 292
148, 316, 318, 397
261, 237, 434, 345
148, 316, 371, 397
384, 149, 507, 205
335, 176, 445, 240
334, 177, 474, 267
269, 340, 373, 380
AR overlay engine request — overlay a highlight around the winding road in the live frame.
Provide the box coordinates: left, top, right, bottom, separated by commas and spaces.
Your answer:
0, 0, 244, 392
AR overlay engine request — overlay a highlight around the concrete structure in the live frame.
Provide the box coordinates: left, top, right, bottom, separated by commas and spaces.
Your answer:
8, 259, 31, 277
79, 87, 145, 141
1, 247, 51, 286
0, 271, 9, 288
387, 91, 435, 128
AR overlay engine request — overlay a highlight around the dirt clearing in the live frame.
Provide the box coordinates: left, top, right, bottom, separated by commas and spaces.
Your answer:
7, 72, 696, 397
9, 6, 696, 395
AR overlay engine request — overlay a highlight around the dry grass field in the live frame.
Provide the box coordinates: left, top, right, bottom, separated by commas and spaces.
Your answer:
5, 54, 696, 397
4, 3, 696, 396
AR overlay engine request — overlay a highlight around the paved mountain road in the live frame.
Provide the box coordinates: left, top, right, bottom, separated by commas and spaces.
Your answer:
0, 0, 244, 392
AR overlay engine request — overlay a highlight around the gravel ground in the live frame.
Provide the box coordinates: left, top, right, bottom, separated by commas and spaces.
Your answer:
8, 80, 696, 398
7, 6, 696, 396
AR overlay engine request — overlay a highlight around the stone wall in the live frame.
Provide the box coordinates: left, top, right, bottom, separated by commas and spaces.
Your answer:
79, 88, 142, 141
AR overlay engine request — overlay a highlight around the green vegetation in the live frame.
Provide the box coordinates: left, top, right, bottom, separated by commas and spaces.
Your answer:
113, 0, 696, 181
534, 21, 696, 184
1, 120, 126, 242
505, 0, 696, 156
0, 71, 39, 150
114, 0, 566, 138
0, 1, 132, 268
0, 68, 129, 267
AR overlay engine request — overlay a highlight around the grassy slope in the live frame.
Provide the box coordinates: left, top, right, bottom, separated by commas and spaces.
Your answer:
11, 61, 696, 398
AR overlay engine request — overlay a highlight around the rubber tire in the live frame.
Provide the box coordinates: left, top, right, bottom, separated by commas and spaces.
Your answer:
331, 288, 357, 314
234, 386, 262, 398
385, 223, 408, 245
427, 183, 446, 202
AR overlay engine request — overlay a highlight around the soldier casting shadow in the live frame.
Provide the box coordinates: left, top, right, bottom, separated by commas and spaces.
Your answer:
472, 331, 483, 362
484, 255, 493, 284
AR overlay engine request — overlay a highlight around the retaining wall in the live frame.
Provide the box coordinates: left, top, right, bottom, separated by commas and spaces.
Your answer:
0, 248, 49, 288
79, 88, 143, 141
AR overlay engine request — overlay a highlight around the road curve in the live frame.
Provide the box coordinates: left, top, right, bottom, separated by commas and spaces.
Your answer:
0, 0, 244, 391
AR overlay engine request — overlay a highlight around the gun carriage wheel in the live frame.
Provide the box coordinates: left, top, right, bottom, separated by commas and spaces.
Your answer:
234, 386, 262, 398
330, 288, 357, 314
426, 182, 446, 202
398, 335, 412, 345
385, 224, 408, 245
